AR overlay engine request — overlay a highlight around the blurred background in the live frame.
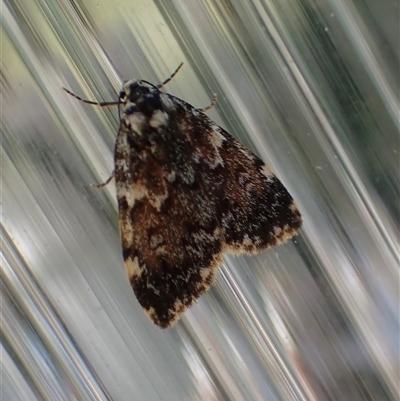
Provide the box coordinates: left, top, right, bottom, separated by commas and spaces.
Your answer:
1, 0, 398, 400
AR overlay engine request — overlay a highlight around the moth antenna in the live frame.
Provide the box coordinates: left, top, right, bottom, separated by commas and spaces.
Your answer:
62, 87, 120, 107
157, 62, 184, 88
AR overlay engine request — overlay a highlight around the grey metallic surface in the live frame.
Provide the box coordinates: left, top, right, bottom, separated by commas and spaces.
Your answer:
1, 0, 398, 400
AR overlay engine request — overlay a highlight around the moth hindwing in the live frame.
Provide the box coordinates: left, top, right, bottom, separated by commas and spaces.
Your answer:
64, 65, 302, 328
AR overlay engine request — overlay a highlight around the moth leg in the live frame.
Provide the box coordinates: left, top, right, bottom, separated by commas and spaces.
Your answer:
90, 171, 115, 188
197, 93, 218, 113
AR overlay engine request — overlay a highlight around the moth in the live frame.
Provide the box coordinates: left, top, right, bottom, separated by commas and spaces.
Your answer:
63, 64, 302, 328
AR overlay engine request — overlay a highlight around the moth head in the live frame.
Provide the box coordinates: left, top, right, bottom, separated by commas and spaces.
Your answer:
120, 79, 158, 105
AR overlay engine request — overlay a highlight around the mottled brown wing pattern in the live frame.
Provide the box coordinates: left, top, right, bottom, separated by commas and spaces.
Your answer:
114, 90, 224, 327
172, 96, 302, 252
114, 81, 301, 328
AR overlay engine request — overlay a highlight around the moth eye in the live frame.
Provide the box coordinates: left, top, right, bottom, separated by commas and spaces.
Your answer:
119, 91, 128, 103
